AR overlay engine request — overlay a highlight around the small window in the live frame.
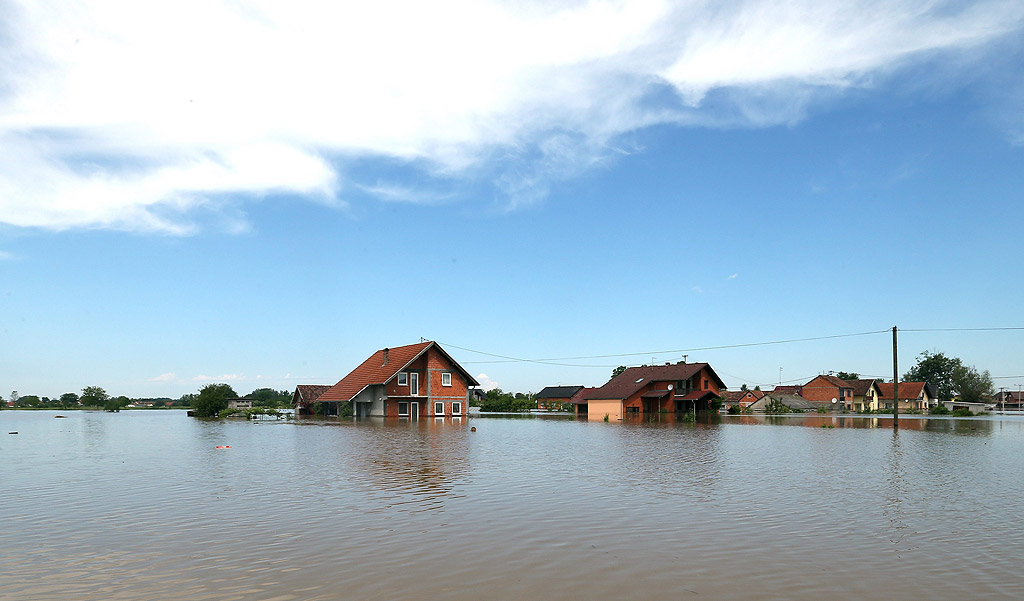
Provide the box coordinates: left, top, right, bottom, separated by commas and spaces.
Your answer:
703, 379, 708, 390
434, 402, 444, 415
452, 402, 462, 415
398, 402, 409, 416
398, 373, 408, 386
442, 372, 452, 387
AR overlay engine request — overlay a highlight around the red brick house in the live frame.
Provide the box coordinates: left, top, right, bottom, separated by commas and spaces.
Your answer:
801, 375, 855, 410
535, 386, 584, 411
580, 363, 726, 420
721, 389, 764, 410
318, 341, 479, 418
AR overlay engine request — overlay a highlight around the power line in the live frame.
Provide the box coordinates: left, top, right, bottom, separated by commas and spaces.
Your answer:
443, 329, 891, 367
902, 327, 1024, 332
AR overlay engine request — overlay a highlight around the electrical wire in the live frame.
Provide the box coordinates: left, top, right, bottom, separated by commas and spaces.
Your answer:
443, 328, 891, 367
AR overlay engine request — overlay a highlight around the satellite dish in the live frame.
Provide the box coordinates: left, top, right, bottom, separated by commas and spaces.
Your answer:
831, 398, 838, 404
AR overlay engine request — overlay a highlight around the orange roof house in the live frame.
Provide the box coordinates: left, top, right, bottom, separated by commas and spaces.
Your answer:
877, 382, 937, 411
319, 341, 479, 418
579, 363, 726, 420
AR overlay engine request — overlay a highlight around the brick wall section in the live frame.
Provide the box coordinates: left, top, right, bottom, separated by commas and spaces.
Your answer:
802, 375, 852, 404
382, 348, 468, 417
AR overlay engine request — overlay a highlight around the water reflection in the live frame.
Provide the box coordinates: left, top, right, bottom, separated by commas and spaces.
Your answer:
295, 416, 470, 512
884, 430, 910, 556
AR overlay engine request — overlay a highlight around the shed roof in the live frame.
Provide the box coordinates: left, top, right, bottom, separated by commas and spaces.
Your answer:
536, 386, 585, 399
293, 384, 332, 407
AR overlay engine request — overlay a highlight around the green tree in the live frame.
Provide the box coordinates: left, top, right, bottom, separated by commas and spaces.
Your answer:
17, 395, 41, 407
80, 386, 109, 407
836, 372, 860, 380
952, 364, 994, 403
59, 392, 80, 408
740, 383, 749, 391
103, 396, 129, 412
611, 366, 628, 379
904, 351, 961, 401
248, 388, 291, 408
192, 383, 237, 417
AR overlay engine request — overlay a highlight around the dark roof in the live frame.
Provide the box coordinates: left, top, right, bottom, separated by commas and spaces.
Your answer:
844, 379, 879, 396
771, 385, 802, 395
589, 364, 727, 400
320, 341, 479, 403
640, 390, 672, 400
293, 385, 332, 406
536, 386, 584, 399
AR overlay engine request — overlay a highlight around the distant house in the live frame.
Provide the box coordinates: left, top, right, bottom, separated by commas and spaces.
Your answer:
876, 382, 937, 411
748, 393, 817, 412
228, 398, 253, 410
721, 389, 764, 411
535, 386, 584, 411
845, 379, 882, 412
318, 341, 479, 418
801, 375, 854, 410
993, 390, 1024, 410
580, 363, 726, 420
293, 384, 333, 416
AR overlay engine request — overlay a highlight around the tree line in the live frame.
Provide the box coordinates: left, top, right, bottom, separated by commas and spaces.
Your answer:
3, 385, 292, 413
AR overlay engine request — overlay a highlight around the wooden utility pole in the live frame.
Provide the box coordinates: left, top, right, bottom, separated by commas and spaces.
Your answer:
892, 325, 899, 430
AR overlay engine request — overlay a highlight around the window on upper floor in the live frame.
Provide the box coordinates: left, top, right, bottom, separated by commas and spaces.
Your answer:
398, 372, 408, 386
442, 372, 452, 387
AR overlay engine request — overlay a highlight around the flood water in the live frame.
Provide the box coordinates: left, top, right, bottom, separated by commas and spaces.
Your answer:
3, 410, 1024, 600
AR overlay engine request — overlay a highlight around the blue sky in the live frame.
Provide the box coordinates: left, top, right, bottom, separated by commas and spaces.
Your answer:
2, 0, 1024, 399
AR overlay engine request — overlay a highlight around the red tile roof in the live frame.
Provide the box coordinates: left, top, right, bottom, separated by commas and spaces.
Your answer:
293, 384, 332, 407
319, 341, 479, 403
877, 382, 932, 400
844, 379, 879, 396
568, 387, 601, 404
589, 364, 726, 400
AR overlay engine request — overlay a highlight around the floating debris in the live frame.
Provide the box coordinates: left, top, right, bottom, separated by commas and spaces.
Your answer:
215, 445, 231, 449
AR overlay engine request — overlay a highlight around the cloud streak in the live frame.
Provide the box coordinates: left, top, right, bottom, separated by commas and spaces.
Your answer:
1, 0, 1021, 232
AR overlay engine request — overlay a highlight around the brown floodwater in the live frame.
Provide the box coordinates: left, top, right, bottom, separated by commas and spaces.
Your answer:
2, 410, 1024, 600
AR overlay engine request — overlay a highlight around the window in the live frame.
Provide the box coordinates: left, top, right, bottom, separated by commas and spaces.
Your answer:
410, 372, 419, 395
442, 372, 452, 387
703, 379, 708, 390
434, 402, 444, 415
398, 372, 408, 386
398, 402, 409, 416
452, 402, 462, 415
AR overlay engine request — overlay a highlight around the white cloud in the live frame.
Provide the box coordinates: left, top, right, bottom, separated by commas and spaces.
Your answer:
193, 373, 247, 382
148, 372, 178, 382
476, 373, 499, 391
0, 250, 14, 261
728, 273, 739, 280
1, 0, 1021, 232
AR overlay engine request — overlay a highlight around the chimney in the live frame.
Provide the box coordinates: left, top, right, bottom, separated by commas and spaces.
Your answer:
382, 348, 389, 365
